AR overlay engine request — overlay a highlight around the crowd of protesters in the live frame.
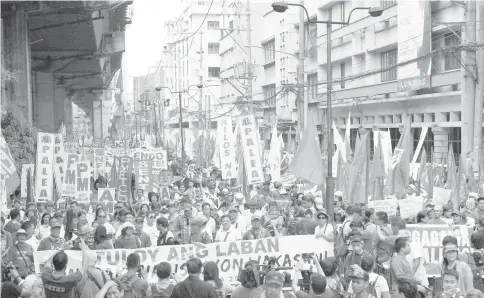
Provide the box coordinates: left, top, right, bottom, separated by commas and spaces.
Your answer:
3, 163, 484, 298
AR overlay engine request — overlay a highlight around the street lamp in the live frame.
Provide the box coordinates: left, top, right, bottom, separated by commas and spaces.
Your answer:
272, 2, 383, 219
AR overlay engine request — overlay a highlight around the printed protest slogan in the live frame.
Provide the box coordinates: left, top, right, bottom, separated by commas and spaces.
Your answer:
116, 155, 133, 203
1, 131, 20, 194
62, 153, 81, 197
93, 148, 106, 179
75, 161, 91, 203
134, 160, 152, 192
34, 235, 332, 285
53, 134, 66, 195
35, 133, 55, 202
132, 148, 168, 174
218, 117, 237, 179
406, 224, 471, 276
159, 170, 173, 186
98, 188, 115, 214
398, 197, 423, 219
368, 197, 398, 217
80, 147, 94, 163
21, 164, 35, 198
238, 115, 263, 184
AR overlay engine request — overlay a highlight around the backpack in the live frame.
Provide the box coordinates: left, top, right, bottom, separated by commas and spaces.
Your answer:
77, 268, 107, 298
335, 220, 352, 258
368, 275, 380, 298
149, 284, 173, 298
117, 274, 145, 298
207, 280, 224, 298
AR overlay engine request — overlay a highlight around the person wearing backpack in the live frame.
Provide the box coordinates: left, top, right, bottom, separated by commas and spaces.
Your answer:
170, 258, 218, 298
146, 262, 179, 298
115, 253, 149, 298
335, 206, 361, 259
347, 256, 390, 298
346, 265, 376, 298
76, 250, 108, 298
203, 261, 234, 298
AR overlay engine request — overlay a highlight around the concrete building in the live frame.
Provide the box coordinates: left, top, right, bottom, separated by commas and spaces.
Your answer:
162, 0, 223, 130
297, 0, 484, 161
1, 1, 132, 142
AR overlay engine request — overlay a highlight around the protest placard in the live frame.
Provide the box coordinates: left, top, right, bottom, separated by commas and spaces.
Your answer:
368, 197, 398, 217
35, 133, 55, 202
432, 187, 452, 206
218, 117, 237, 179
34, 235, 332, 285
53, 134, 65, 195
159, 170, 173, 186
21, 164, 35, 198
132, 148, 168, 174
98, 188, 115, 214
398, 197, 423, 219
93, 148, 106, 179
75, 161, 91, 203
116, 155, 133, 203
63, 153, 80, 197
238, 115, 263, 184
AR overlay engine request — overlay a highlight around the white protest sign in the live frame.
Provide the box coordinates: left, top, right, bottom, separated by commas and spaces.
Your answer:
75, 161, 91, 203
398, 196, 423, 219
35, 133, 55, 203
98, 188, 115, 214
132, 148, 168, 175
238, 115, 263, 184
53, 134, 66, 195
62, 153, 81, 197
218, 117, 237, 179
368, 197, 399, 217
34, 235, 332, 285
432, 187, 452, 206
21, 164, 35, 198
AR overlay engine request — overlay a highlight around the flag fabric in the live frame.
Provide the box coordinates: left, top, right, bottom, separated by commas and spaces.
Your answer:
385, 116, 411, 199
288, 122, 324, 185
447, 145, 459, 208
1, 131, 20, 195
417, 147, 428, 195
347, 132, 369, 204
26, 167, 33, 205
335, 149, 346, 191
343, 113, 352, 162
109, 158, 117, 188
369, 132, 385, 201
458, 154, 469, 203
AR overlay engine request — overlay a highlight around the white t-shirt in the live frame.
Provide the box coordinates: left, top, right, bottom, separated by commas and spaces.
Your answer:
215, 228, 243, 242
407, 241, 429, 287
348, 272, 389, 298
204, 217, 217, 236
143, 223, 159, 247
100, 222, 116, 236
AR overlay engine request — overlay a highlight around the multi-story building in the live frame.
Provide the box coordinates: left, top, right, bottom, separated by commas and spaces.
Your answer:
303, 0, 482, 161
162, 0, 224, 130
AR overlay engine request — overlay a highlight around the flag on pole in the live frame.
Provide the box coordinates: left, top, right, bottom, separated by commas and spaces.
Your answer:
369, 132, 385, 201
343, 113, 352, 162
385, 116, 411, 199
348, 132, 369, 204
26, 167, 33, 205
109, 158, 117, 188
447, 145, 459, 208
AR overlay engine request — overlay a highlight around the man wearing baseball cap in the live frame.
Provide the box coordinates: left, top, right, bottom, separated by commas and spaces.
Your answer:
343, 235, 373, 271
134, 215, 152, 248
37, 219, 67, 251
242, 214, 271, 240
347, 255, 390, 298
262, 271, 285, 298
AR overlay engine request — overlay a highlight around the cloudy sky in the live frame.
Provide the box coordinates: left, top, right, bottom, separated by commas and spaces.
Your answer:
124, 0, 181, 92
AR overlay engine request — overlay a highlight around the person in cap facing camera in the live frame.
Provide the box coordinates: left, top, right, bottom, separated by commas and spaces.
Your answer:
262, 271, 285, 298
134, 216, 152, 248
347, 265, 376, 298
347, 256, 390, 298
243, 214, 271, 240
174, 202, 195, 244
441, 242, 474, 295
429, 204, 447, 224
343, 235, 373, 272
228, 204, 247, 233
37, 219, 67, 251
189, 215, 212, 245
6, 229, 34, 278
315, 209, 334, 246
114, 222, 141, 249
243, 200, 263, 230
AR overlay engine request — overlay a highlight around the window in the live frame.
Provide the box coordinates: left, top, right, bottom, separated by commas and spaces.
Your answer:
207, 21, 219, 30
263, 84, 277, 106
444, 32, 461, 71
381, 0, 397, 9
340, 63, 346, 89
381, 49, 397, 82
307, 73, 318, 99
263, 40, 275, 64
208, 67, 220, 78
208, 43, 219, 54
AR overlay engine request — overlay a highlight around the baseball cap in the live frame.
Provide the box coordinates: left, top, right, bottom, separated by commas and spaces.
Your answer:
135, 216, 145, 223
347, 265, 369, 280
350, 235, 363, 243
54, 211, 63, 217
314, 197, 324, 209
118, 209, 128, 216
361, 255, 374, 272
122, 222, 135, 229
265, 271, 284, 286
251, 214, 262, 221
397, 229, 411, 239
444, 244, 459, 253
229, 205, 238, 212
46, 201, 54, 207
50, 219, 62, 228
16, 229, 27, 236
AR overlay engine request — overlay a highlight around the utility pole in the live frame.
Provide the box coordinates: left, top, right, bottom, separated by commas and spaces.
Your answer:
298, 0, 306, 132
325, 12, 334, 219
207, 95, 211, 165
198, 32, 204, 166
179, 92, 185, 172
462, 0, 477, 157
474, 2, 484, 172
246, 0, 253, 114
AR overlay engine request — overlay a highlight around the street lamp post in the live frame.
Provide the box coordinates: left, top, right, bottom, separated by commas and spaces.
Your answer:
272, 2, 383, 219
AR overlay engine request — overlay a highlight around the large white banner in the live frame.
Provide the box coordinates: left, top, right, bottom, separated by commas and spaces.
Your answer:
238, 115, 263, 185
53, 134, 66, 195
35, 133, 55, 203
62, 153, 81, 197
397, 0, 431, 91
34, 235, 332, 284
21, 164, 35, 198
218, 117, 237, 179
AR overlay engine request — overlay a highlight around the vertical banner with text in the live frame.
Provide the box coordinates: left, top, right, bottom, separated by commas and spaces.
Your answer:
21, 164, 35, 198
218, 117, 237, 179
98, 188, 115, 214
238, 115, 263, 184
35, 133, 55, 202
62, 153, 81, 197
75, 161, 91, 203
53, 134, 66, 195
93, 148, 106, 179
116, 156, 133, 204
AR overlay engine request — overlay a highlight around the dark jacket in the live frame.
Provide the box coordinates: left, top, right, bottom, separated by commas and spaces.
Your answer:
170, 276, 218, 298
